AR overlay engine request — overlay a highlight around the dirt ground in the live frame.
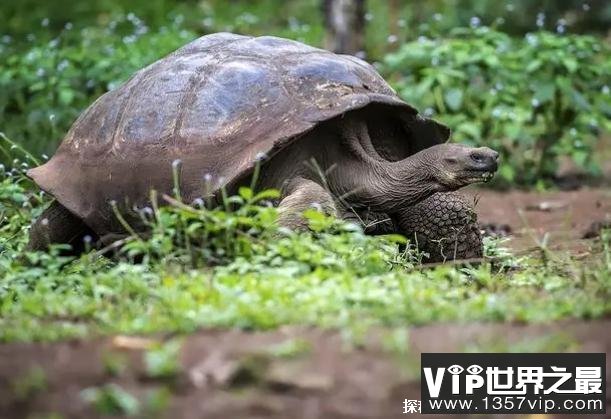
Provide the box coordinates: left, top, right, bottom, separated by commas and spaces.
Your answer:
1, 320, 609, 419
468, 187, 610, 254
1, 188, 609, 419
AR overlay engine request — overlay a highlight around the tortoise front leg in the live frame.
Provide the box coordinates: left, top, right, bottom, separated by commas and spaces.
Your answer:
393, 192, 482, 262
277, 177, 338, 230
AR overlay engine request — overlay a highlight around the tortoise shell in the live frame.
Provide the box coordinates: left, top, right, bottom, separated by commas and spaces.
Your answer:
28, 33, 448, 235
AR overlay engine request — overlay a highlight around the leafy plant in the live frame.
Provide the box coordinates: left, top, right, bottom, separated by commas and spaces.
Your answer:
81, 384, 140, 416
0, 16, 197, 159
144, 339, 183, 379
383, 27, 610, 186
117, 187, 282, 267
0, 142, 45, 256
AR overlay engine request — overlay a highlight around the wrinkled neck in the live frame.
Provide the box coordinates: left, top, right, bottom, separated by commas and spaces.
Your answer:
344, 149, 437, 214
374, 153, 439, 212
336, 117, 440, 213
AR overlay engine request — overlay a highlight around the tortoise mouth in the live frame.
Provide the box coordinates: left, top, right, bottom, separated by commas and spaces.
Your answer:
459, 168, 497, 184
459, 150, 499, 184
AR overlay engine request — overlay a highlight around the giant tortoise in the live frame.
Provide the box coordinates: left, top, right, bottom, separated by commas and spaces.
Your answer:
27, 33, 498, 261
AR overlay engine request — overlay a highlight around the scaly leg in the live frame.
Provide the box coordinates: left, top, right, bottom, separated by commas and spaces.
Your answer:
394, 192, 482, 262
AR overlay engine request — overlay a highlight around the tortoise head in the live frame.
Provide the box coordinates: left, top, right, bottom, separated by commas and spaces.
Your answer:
424, 143, 499, 189
374, 143, 499, 210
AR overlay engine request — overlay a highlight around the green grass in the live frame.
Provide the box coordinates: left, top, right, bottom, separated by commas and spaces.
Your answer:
1, 162, 609, 343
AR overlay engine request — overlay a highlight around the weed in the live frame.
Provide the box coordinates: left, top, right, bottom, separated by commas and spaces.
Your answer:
144, 339, 183, 380
80, 383, 140, 416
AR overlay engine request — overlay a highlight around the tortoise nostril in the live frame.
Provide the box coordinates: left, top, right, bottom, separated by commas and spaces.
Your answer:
470, 152, 484, 163
469, 148, 499, 166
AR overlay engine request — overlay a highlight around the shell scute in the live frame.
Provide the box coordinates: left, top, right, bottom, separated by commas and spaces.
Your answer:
180, 60, 284, 145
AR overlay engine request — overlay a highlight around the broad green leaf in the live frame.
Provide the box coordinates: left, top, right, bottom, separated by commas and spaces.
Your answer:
238, 187, 253, 201
526, 60, 542, 73
444, 88, 464, 111
456, 122, 481, 140
568, 89, 590, 111
562, 57, 578, 73
533, 82, 555, 104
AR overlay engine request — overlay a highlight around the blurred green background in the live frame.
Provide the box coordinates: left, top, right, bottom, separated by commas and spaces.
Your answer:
1, 0, 610, 187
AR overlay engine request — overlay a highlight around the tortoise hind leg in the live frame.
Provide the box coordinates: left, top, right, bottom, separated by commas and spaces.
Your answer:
27, 201, 97, 253
395, 192, 482, 263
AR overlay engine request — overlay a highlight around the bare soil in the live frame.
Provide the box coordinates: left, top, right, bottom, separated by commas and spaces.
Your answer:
468, 187, 611, 253
1, 320, 610, 419
1, 188, 609, 419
